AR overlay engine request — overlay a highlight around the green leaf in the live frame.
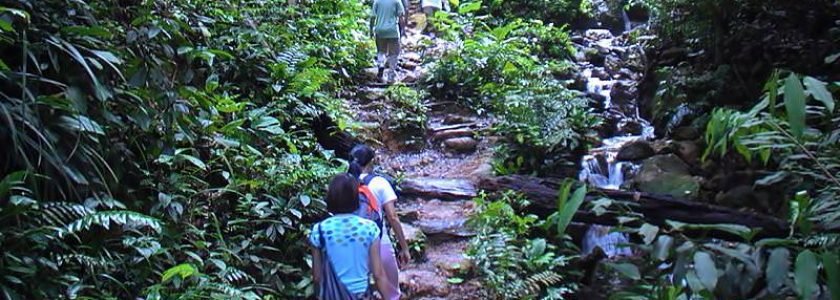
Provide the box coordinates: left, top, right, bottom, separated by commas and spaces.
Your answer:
794, 250, 818, 298
821, 251, 840, 300
555, 185, 586, 235
693, 251, 718, 291
783, 73, 807, 138
300, 195, 311, 207
826, 52, 840, 64
0, 19, 11, 32
638, 223, 659, 245
446, 277, 464, 284
61, 26, 113, 39
803, 76, 834, 112
458, 1, 482, 14
0, 171, 26, 198
607, 262, 641, 280
162, 263, 198, 282
653, 235, 673, 261
177, 154, 207, 170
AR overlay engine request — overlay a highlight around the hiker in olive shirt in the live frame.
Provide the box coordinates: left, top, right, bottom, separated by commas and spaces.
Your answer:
371, 0, 407, 83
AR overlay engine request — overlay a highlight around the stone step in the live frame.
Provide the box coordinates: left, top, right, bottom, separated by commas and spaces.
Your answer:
400, 178, 478, 200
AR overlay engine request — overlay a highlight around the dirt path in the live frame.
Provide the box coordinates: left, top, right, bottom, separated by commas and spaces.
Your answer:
349, 1, 493, 298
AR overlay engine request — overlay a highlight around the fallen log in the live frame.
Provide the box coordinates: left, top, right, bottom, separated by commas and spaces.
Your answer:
478, 175, 791, 240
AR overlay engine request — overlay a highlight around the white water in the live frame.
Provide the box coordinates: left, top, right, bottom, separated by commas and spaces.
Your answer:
577, 29, 655, 258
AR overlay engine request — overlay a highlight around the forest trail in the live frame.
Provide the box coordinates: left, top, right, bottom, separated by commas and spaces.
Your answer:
350, 1, 490, 299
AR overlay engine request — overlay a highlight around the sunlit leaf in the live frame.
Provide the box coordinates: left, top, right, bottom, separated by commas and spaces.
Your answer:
783, 73, 807, 138
803, 76, 834, 112
794, 250, 818, 298
693, 251, 718, 291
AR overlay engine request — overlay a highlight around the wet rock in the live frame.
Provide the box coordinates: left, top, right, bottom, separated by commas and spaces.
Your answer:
432, 128, 474, 141
610, 80, 637, 107
443, 114, 473, 125
617, 119, 644, 136
402, 223, 425, 245
573, 47, 588, 62
360, 87, 386, 102
403, 72, 418, 83
403, 52, 421, 63
400, 269, 449, 297
362, 67, 380, 82
401, 60, 419, 70
584, 47, 605, 65
592, 67, 610, 80
416, 218, 472, 237
715, 185, 772, 213
673, 140, 701, 167
469, 162, 494, 178
671, 126, 701, 141
400, 178, 478, 200
616, 141, 655, 161
618, 68, 639, 81
444, 137, 478, 153
633, 154, 700, 199
585, 29, 614, 40
604, 54, 622, 73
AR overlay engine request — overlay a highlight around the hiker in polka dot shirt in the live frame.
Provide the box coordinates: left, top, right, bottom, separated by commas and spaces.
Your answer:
309, 174, 391, 299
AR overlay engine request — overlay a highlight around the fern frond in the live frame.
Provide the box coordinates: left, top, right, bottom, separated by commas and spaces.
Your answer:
59, 211, 162, 237
202, 282, 259, 300
804, 233, 840, 248
54, 253, 113, 270
511, 270, 564, 298
223, 267, 256, 284
38, 202, 95, 226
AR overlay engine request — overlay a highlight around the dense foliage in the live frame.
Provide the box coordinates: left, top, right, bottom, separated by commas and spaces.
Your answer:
425, 3, 600, 175
0, 0, 372, 298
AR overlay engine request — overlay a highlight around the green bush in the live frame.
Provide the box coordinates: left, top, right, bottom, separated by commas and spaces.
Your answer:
0, 0, 370, 298
426, 18, 599, 175
384, 84, 428, 144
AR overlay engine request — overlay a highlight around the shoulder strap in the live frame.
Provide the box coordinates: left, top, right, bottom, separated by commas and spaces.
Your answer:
317, 222, 326, 251
362, 173, 377, 186
358, 186, 379, 212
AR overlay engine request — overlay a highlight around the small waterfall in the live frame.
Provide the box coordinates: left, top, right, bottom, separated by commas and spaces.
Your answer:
577, 29, 656, 258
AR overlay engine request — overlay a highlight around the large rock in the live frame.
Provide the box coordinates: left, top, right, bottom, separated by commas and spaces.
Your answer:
616, 141, 655, 161
444, 137, 478, 153
673, 140, 701, 167
400, 178, 478, 200
671, 126, 701, 141
610, 80, 637, 107
633, 154, 700, 199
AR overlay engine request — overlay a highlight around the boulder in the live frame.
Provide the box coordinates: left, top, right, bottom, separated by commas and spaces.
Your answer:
616, 141, 655, 161
633, 154, 700, 199
609, 80, 637, 107
444, 137, 478, 153
671, 126, 701, 141
443, 114, 473, 125
400, 178, 478, 200
432, 128, 474, 141
604, 54, 622, 73
585, 29, 614, 40
673, 140, 701, 167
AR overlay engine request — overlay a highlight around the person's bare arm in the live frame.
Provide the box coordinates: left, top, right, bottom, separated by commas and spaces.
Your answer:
384, 201, 411, 266
369, 239, 391, 298
311, 247, 322, 284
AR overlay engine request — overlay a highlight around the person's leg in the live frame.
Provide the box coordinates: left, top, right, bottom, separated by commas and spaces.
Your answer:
385, 38, 401, 82
379, 242, 401, 300
375, 38, 387, 80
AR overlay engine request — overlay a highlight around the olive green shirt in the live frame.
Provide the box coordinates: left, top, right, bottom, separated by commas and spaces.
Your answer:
372, 0, 405, 39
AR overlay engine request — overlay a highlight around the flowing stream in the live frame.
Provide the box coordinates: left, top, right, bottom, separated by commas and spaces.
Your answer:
576, 28, 654, 258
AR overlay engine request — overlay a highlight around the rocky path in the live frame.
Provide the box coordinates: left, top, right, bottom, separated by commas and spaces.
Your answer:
349, 1, 491, 299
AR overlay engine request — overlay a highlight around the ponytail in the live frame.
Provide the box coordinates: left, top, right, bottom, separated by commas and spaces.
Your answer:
348, 158, 363, 178
348, 144, 375, 178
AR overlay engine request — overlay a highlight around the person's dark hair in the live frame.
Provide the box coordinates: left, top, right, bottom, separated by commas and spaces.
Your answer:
348, 144, 375, 178
326, 173, 359, 214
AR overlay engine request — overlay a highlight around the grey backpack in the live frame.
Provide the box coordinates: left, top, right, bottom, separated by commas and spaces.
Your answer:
315, 223, 367, 300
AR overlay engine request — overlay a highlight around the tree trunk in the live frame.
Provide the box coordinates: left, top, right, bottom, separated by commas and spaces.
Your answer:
478, 175, 791, 240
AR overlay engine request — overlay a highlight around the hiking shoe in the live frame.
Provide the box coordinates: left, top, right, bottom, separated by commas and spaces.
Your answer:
376, 67, 384, 81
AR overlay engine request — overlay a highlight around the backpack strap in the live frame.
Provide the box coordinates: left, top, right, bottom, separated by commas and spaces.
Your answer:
361, 173, 377, 186
317, 222, 326, 251
358, 185, 379, 213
